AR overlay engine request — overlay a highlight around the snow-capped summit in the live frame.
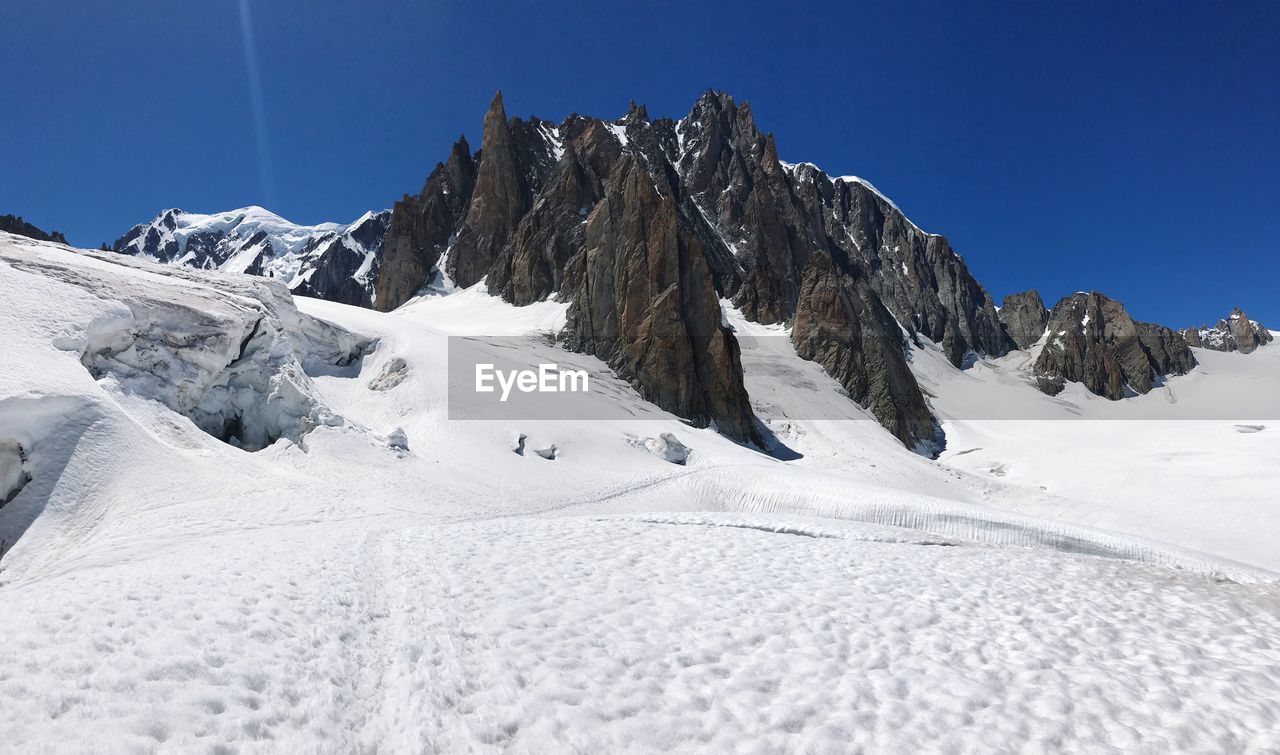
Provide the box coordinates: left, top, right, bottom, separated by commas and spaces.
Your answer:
111, 206, 390, 306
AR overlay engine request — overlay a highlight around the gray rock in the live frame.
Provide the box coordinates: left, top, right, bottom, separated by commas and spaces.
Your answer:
1182, 308, 1273, 354
367, 357, 410, 391
1034, 292, 1196, 400
374, 137, 476, 311
561, 154, 759, 444
387, 428, 409, 451
447, 92, 544, 289
791, 253, 943, 451
293, 211, 391, 307
643, 433, 691, 465
999, 290, 1050, 350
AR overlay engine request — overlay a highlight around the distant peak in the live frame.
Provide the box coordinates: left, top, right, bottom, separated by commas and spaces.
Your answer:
622, 100, 649, 123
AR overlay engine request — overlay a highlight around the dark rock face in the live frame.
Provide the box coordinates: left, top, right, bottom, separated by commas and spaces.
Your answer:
792, 254, 942, 450
1034, 292, 1196, 399
999, 290, 1050, 350
778, 162, 1011, 367
1136, 322, 1197, 377
447, 92, 548, 289
370, 90, 1023, 449
1, 215, 66, 244
491, 122, 620, 306
562, 155, 758, 444
1182, 308, 1273, 354
374, 137, 476, 311
292, 212, 391, 307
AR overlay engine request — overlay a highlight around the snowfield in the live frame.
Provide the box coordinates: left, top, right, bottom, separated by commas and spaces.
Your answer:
2, 233, 1279, 752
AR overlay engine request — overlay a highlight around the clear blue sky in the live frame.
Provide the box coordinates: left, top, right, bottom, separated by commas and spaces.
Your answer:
3, 0, 1276, 326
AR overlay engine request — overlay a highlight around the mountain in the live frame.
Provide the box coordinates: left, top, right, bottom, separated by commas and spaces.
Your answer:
4, 231, 1280, 752
110, 206, 391, 307
0, 214, 66, 244
1032, 291, 1195, 399
101, 91, 1231, 451
998, 290, 1050, 350
1184, 308, 1273, 354
374, 91, 1018, 450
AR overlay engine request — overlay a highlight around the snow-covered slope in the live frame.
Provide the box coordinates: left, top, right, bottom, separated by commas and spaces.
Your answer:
2, 233, 1279, 752
893, 334, 1280, 565
111, 206, 390, 306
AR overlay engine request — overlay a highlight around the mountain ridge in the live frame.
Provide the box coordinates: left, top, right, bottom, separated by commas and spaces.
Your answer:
105, 90, 1253, 451
109, 206, 391, 307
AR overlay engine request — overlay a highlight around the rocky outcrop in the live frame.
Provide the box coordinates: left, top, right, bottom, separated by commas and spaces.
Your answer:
447, 92, 549, 289
792, 254, 942, 450
374, 137, 476, 311
664, 92, 1011, 369
1182, 308, 1273, 354
293, 211, 391, 306
367, 90, 1030, 449
1, 215, 66, 244
1136, 321, 1198, 377
1034, 292, 1196, 399
562, 154, 758, 443
491, 122, 620, 305
999, 290, 1050, 350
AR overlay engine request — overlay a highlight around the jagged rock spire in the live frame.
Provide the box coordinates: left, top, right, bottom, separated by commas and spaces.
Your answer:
448, 91, 528, 288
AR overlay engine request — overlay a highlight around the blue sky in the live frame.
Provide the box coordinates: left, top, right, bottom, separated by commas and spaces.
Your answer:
2, 0, 1276, 326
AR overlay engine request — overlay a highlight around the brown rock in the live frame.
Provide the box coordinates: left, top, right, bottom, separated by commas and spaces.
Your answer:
791, 253, 942, 450
562, 154, 758, 444
374, 136, 476, 311
448, 92, 531, 289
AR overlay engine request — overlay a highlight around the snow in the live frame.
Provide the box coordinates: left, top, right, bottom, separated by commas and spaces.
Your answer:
779, 160, 936, 236
901, 333, 1280, 571
0, 438, 27, 503
3, 232, 1280, 751
117, 205, 388, 287
605, 121, 629, 148
539, 121, 565, 161
835, 175, 935, 235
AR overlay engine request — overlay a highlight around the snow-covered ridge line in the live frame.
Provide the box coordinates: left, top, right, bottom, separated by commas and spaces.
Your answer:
111, 205, 392, 307
780, 160, 935, 236
118, 206, 355, 259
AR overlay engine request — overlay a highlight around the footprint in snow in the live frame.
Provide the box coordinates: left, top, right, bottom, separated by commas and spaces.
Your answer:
1235, 424, 1265, 434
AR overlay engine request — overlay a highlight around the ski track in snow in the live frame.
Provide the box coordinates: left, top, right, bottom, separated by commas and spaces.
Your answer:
3, 234, 1280, 752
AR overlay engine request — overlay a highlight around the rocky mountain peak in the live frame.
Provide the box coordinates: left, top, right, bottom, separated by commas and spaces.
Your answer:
366, 91, 1212, 450
446, 90, 537, 289
1183, 307, 1273, 354
999, 290, 1050, 349
110, 206, 391, 306
1034, 292, 1195, 399
622, 100, 649, 124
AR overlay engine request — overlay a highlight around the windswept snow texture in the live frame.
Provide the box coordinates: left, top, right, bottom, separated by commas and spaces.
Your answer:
2, 232, 1280, 751
112, 206, 390, 305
